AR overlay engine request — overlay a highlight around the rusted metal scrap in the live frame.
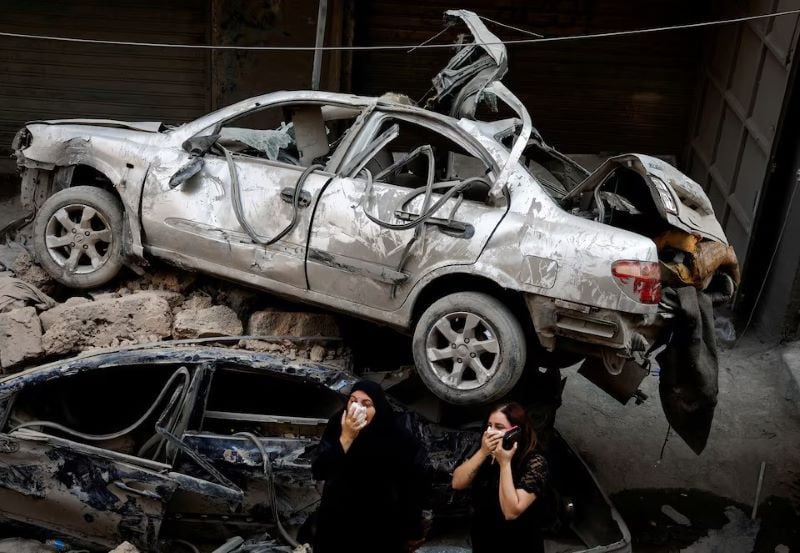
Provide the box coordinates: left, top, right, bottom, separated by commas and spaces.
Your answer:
656, 230, 740, 288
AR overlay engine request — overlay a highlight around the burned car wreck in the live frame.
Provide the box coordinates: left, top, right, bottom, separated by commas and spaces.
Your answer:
0, 345, 631, 552
11, 11, 737, 450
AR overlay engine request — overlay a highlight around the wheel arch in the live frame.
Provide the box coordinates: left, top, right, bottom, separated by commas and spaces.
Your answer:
24, 160, 145, 259
410, 272, 534, 339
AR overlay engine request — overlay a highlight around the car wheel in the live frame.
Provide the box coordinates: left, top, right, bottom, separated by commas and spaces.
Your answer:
412, 292, 527, 405
33, 186, 124, 288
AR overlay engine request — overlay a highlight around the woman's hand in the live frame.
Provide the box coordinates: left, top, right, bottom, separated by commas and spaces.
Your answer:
494, 441, 517, 466
480, 429, 502, 456
339, 408, 368, 452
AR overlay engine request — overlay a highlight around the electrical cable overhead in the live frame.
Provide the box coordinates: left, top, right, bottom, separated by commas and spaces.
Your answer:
478, 15, 544, 38
0, 9, 797, 51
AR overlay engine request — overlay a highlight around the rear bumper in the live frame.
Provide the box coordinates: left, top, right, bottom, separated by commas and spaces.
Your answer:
526, 294, 663, 356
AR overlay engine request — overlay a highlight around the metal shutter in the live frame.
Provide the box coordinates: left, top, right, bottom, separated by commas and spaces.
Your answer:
0, 0, 210, 161
685, 1, 800, 265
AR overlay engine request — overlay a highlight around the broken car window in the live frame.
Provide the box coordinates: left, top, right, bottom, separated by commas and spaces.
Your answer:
6, 364, 192, 460
202, 368, 342, 438
210, 103, 362, 168
363, 117, 490, 189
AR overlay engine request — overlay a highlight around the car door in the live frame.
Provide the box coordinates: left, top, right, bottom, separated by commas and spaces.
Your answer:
0, 429, 177, 551
173, 366, 340, 525
142, 103, 360, 291
0, 362, 242, 551
306, 112, 508, 312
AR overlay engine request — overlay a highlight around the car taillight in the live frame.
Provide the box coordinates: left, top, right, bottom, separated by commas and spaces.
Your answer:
612, 260, 662, 304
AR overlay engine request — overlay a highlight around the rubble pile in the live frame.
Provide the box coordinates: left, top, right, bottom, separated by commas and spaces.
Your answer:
0, 242, 349, 373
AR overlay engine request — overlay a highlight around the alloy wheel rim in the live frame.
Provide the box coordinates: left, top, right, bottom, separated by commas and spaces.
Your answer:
425, 311, 501, 390
45, 203, 113, 275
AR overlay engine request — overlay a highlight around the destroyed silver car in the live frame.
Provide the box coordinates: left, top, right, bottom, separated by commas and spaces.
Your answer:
0, 345, 631, 552
11, 12, 737, 428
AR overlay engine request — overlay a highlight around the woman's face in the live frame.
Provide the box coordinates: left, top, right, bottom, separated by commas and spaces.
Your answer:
347, 390, 376, 424
488, 410, 512, 433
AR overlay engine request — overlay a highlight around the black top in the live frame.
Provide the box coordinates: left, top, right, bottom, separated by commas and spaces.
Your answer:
311, 382, 428, 553
470, 450, 550, 553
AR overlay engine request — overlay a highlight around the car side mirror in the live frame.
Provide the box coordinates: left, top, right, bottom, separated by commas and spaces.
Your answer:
169, 157, 205, 189
182, 134, 220, 156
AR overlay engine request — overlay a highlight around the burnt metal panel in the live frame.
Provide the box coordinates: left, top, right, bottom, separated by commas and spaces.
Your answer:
0, 0, 211, 161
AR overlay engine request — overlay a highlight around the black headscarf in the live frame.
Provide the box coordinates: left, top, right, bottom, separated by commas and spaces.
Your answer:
312, 380, 428, 553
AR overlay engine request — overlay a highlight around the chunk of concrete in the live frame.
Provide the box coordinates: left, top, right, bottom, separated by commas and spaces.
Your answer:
247, 310, 340, 337
40, 292, 173, 355
310, 344, 327, 362
0, 307, 44, 370
108, 542, 140, 553
173, 304, 243, 339
11, 252, 57, 295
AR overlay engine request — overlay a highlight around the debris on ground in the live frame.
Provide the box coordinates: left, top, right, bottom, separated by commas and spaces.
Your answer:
0, 275, 55, 313
0, 243, 351, 374
661, 504, 692, 526
108, 542, 139, 553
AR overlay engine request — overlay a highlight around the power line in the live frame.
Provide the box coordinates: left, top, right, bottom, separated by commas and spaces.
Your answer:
0, 9, 797, 51
478, 15, 544, 38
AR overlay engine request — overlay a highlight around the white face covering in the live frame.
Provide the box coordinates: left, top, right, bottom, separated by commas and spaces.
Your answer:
349, 402, 368, 426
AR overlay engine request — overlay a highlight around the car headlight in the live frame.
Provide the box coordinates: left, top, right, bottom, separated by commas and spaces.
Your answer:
12, 128, 32, 150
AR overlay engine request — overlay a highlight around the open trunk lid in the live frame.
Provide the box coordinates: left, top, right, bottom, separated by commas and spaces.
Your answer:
426, 10, 509, 119
564, 153, 727, 244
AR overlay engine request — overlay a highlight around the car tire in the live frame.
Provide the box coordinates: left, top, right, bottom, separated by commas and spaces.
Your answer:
412, 292, 527, 405
33, 185, 124, 289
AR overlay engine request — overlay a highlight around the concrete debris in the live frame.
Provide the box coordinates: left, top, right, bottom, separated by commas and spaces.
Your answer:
10, 251, 57, 295
0, 306, 44, 370
247, 309, 340, 338
173, 304, 243, 339
0, 275, 55, 313
122, 266, 196, 294
40, 292, 173, 355
310, 343, 327, 362
660, 504, 691, 526
180, 290, 214, 311
108, 542, 140, 553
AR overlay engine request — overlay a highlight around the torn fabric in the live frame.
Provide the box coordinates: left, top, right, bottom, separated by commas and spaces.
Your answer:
0, 276, 55, 313
656, 286, 718, 454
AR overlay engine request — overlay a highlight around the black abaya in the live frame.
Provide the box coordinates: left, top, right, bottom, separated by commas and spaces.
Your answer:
312, 381, 428, 553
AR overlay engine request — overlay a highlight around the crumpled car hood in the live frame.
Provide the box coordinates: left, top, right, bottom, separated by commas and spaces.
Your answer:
27, 119, 164, 133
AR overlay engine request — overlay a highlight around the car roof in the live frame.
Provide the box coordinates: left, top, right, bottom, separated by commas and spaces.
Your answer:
0, 343, 355, 393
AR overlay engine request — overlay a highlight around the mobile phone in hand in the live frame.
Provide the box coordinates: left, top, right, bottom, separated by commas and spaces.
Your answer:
502, 426, 521, 450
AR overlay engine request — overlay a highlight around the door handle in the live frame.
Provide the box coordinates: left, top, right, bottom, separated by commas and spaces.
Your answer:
114, 480, 162, 501
280, 187, 312, 207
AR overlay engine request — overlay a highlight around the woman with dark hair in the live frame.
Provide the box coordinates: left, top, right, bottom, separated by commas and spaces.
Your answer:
452, 402, 550, 553
312, 380, 428, 553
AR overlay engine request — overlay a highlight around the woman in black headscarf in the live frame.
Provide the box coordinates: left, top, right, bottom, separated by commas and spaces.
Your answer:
312, 380, 428, 553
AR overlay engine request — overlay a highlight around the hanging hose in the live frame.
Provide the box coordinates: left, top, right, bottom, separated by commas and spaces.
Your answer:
11, 367, 190, 445
233, 432, 300, 549
224, 146, 323, 246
